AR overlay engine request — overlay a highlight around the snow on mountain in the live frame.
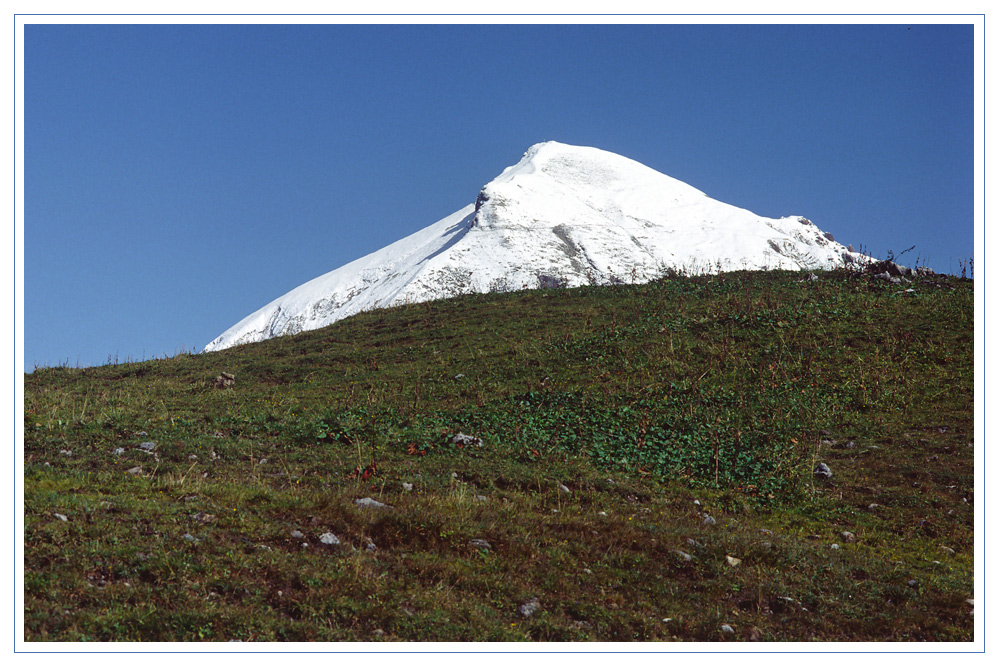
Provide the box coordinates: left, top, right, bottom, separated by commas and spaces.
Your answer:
204, 141, 860, 352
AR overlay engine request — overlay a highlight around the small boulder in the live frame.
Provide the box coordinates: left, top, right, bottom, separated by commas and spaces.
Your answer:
451, 433, 482, 447
213, 372, 236, 389
518, 597, 541, 618
354, 497, 393, 510
813, 463, 832, 480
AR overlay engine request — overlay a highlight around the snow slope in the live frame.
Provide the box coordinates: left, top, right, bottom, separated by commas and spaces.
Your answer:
205, 142, 860, 351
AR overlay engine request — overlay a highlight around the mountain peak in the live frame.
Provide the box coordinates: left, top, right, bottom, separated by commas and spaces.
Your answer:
204, 143, 859, 352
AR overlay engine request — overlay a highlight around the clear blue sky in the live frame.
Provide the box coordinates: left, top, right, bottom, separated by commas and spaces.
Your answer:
22, 21, 976, 369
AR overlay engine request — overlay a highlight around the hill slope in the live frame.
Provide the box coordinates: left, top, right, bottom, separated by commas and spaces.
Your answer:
24, 270, 974, 642
206, 142, 861, 351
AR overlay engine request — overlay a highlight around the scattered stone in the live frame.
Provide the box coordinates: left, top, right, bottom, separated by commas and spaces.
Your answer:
693, 499, 701, 506
672, 550, 694, 562
830, 543, 840, 550
748, 626, 763, 641
319, 532, 340, 546
868, 503, 879, 511
803, 272, 818, 282
126, 466, 143, 475
112, 447, 125, 456
59, 449, 72, 456
53, 513, 68, 522
726, 555, 742, 567
843, 441, 856, 450
354, 497, 393, 510
454, 374, 465, 380
214, 372, 236, 389
687, 538, 704, 548
759, 528, 773, 536
813, 463, 832, 480
702, 515, 717, 526
373, 629, 385, 637
598, 511, 608, 517
290, 530, 305, 540
365, 541, 377, 552
138, 441, 156, 452
475, 495, 488, 502
517, 598, 541, 618
840, 531, 856, 543
720, 624, 735, 634
940, 546, 956, 555
558, 484, 571, 493
188, 454, 198, 460
469, 538, 491, 551
190, 511, 216, 524
661, 617, 673, 623
451, 432, 482, 447
182, 533, 198, 542
401, 482, 414, 492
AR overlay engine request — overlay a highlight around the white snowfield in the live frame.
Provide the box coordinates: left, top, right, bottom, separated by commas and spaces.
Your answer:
205, 141, 861, 352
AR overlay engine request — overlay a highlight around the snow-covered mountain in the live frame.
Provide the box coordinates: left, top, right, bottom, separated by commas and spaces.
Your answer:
205, 141, 861, 352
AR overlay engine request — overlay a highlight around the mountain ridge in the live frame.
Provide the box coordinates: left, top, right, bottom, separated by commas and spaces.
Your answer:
205, 142, 859, 352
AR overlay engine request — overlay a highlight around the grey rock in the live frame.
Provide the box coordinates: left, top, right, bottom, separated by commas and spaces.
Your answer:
720, 624, 735, 634
702, 515, 717, 526
182, 533, 198, 542
126, 466, 143, 475
558, 484, 571, 493
319, 532, 340, 546
354, 497, 393, 510
451, 432, 482, 447
848, 244, 856, 253
112, 447, 125, 456
813, 463, 832, 480
53, 513, 68, 522
401, 482, 414, 492
518, 597, 541, 618
469, 538, 492, 551
138, 441, 156, 451
672, 550, 694, 561
840, 531, 856, 543
830, 543, 840, 550
365, 541, 377, 552
290, 530, 305, 540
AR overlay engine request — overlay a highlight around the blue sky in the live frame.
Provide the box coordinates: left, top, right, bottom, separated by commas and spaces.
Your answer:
21, 20, 977, 369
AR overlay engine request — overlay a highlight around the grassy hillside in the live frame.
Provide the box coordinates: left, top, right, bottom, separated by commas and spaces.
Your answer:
23, 269, 975, 642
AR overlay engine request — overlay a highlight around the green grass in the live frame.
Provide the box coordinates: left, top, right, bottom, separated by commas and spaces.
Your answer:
23, 269, 975, 641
